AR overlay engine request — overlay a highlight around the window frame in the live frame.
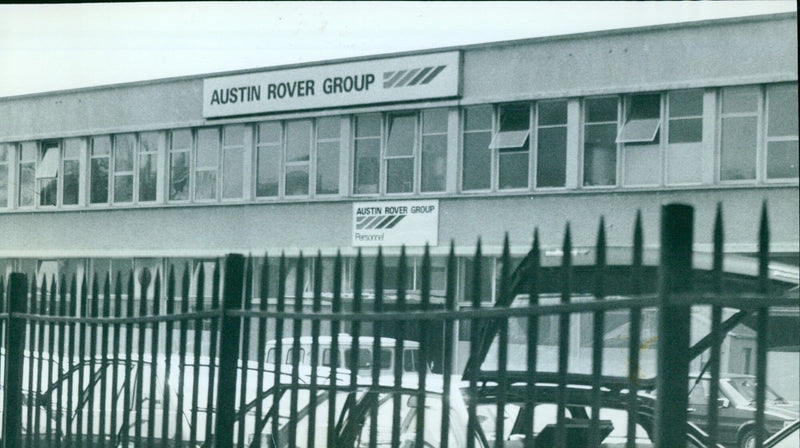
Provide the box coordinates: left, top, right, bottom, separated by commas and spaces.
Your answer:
620, 94, 663, 188
419, 108, 449, 193
534, 100, 569, 190
0, 143, 9, 209
112, 133, 136, 205
460, 105, 494, 192
36, 140, 61, 207
764, 83, 799, 182
383, 112, 419, 195
283, 119, 313, 198
315, 116, 342, 197
193, 127, 221, 202
494, 103, 532, 191
664, 89, 705, 187
89, 136, 112, 206
137, 131, 160, 204
168, 129, 192, 203
581, 96, 621, 188
61, 137, 84, 207
717, 85, 763, 184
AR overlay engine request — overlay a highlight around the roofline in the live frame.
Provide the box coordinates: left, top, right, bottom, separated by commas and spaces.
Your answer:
1, 11, 795, 102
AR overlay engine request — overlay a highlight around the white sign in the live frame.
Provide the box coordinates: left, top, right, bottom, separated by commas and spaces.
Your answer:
352, 200, 439, 247
203, 52, 460, 118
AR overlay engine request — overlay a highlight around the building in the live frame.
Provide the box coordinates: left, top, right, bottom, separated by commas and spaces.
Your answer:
1, 13, 797, 389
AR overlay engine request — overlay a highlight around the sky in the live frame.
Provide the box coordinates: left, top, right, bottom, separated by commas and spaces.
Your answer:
0, 1, 796, 98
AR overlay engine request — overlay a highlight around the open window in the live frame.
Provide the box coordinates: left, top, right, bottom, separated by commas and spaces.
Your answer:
617, 94, 661, 144
37, 141, 60, 206
492, 104, 530, 189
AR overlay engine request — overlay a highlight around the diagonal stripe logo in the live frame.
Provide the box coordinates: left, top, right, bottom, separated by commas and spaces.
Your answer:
356, 214, 405, 229
383, 65, 446, 88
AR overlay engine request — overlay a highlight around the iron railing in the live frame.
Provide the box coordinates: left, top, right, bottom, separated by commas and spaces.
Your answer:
1, 202, 797, 448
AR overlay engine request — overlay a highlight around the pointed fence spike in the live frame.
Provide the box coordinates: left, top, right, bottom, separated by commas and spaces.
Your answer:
758, 201, 770, 294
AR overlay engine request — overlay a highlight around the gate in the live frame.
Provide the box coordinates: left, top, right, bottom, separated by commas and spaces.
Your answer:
1, 203, 797, 447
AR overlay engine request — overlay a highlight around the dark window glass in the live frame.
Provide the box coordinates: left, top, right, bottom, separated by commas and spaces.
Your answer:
462, 106, 492, 191
316, 141, 339, 195
498, 151, 528, 189
538, 101, 568, 126
286, 120, 311, 163
768, 85, 799, 137
767, 141, 799, 179
257, 145, 280, 197
586, 97, 618, 122
583, 123, 618, 186
720, 116, 757, 181
62, 159, 80, 205
499, 104, 529, 131
421, 134, 446, 192
669, 90, 703, 117
169, 152, 189, 201
668, 118, 702, 144
91, 136, 111, 203
285, 165, 309, 196
0, 146, 8, 208
536, 126, 567, 187
386, 158, 414, 193
354, 138, 380, 194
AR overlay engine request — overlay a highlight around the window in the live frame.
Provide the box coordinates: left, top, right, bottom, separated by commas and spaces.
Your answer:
316, 117, 340, 195
666, 90, 704, 185
583, 97, 618, 186
720, 86, 759, 181
195, 128, 219, 200
37, 141, 60, 206
493, 104, 530, 189
462, 106, 492, 191
420, 109, 447, 192
113, 134, 135, 203
138, 132, 159, 202
222, 125, 245, 199
354, 114, 381, 194
62, 138, 83, 205
620, 94, 661, 186
256, 122, 281, 197
169, 129, 191, 201
385, 113, 416, 193
0, 143, 8, 208
536, 100, 568, 188
90, 136, 111, 204
766, 84, 799, 179
285, 120, 311, 196
18, 142, 36, 207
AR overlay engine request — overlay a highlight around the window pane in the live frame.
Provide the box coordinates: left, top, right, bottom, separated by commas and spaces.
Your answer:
628, 94, 660, 120
257, 145, 280, 197
285, 165, 309, 196
386, 114, 415, 157
667, 142, 703, 185
0, 144, 7, 162
538, 101, 567, 126
169, 152, 189, 200
40, 178, 57, 206
354, 138, 380, 194
465, 106, 492, 131
669, 118, 702, 143
63, 159, 80, 205
499, 104, 529, 131
421, 134, 446, 192
114, 174, 133, 203
64, 138, 83, 158
316, 141, 339, 195
258, 122, 281, 144
196, 128, 219, 168
490, 130, 529, 149
720, 116, 757, 181
171, 129, 192, 149
92, 136, 111, 155
114, 134, 135, 172
767, 84, 799, 137
223, 147, 244, 199
19, 162, 35, 206
223, 125, 245, 146
624, 143, 660, 186
423, 108, 448, 133
386, 157, 414, 193
617, 119, 660, 143
90, 158, 109, 203
586, 97, 618, 123
669, 90, 703, 117
37, 144, 60, 178
195, 171, 217, 200
767, 140, 799, 179
139, 132, 159, 153
584, 123, 617, 186
536, 126, 567, 187
355, 114, 381, 138
317, 117, 340, 140
462, 131, 491, 190
286, 120, 312, 163
138, 153, 157, 202
722, 87, 758, 114
0, 165, 7, 208
499, 151, 528, 189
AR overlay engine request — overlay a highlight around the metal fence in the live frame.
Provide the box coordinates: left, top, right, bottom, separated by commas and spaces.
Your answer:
1, 202, 797, 448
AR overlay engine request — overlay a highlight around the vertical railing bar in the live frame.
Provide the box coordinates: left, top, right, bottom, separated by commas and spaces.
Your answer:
75, 274, 85, 447
255, 255, 270, 447
111, 271, 122, 447
98, 274, 110, 448
87, 274, 100, 446
590, 218, 607, 448
289, 253, 305, 448
0, 276, 4, 446
205, 261, 222, 445
654, 203, 693, 448
391, 246, 408, 448
236, 257, 253, 448
348, 251, 363, 447
56, 274, 68, 448
214, 254, 246, 448
272, 253, 287, 448
708, 204, 724, 448
525, 231, 541, 448
327, 252, 342, 448
626, 211, 643, 448
3, 273, 28, 448
754, 203, 770, 448
555, 224, 572, 448
307, 252, 322, 448
416, 244, 431, 448
147, 270, 161, 447
47, 275, 58, 448
121, 272, 135, 448
162, 266, 175, 447
495, 235, 510, 448
35, 276, 47, 446
193, 262, 209, 448
369, 248, 384, 448
466, 239, 482, 448
175, 265, 190, 444
135, 268, 148, 446
440, 242, 456, 448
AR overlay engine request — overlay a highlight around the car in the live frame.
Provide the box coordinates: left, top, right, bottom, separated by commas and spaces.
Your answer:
763, 419, 799, 448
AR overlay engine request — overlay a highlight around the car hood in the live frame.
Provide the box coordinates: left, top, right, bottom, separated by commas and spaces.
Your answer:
740, 402, 800, 422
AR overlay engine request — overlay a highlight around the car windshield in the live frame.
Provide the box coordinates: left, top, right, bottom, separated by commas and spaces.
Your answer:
726, 377, 784, 404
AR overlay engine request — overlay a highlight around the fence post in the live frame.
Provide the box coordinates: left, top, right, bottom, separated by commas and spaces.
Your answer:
655, 204, 693, 448
215, 254, 245, 448
3, 273, 27, 448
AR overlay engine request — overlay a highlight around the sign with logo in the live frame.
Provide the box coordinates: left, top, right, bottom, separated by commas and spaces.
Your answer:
203, 52, 460, 118
352, 200, 439, 247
